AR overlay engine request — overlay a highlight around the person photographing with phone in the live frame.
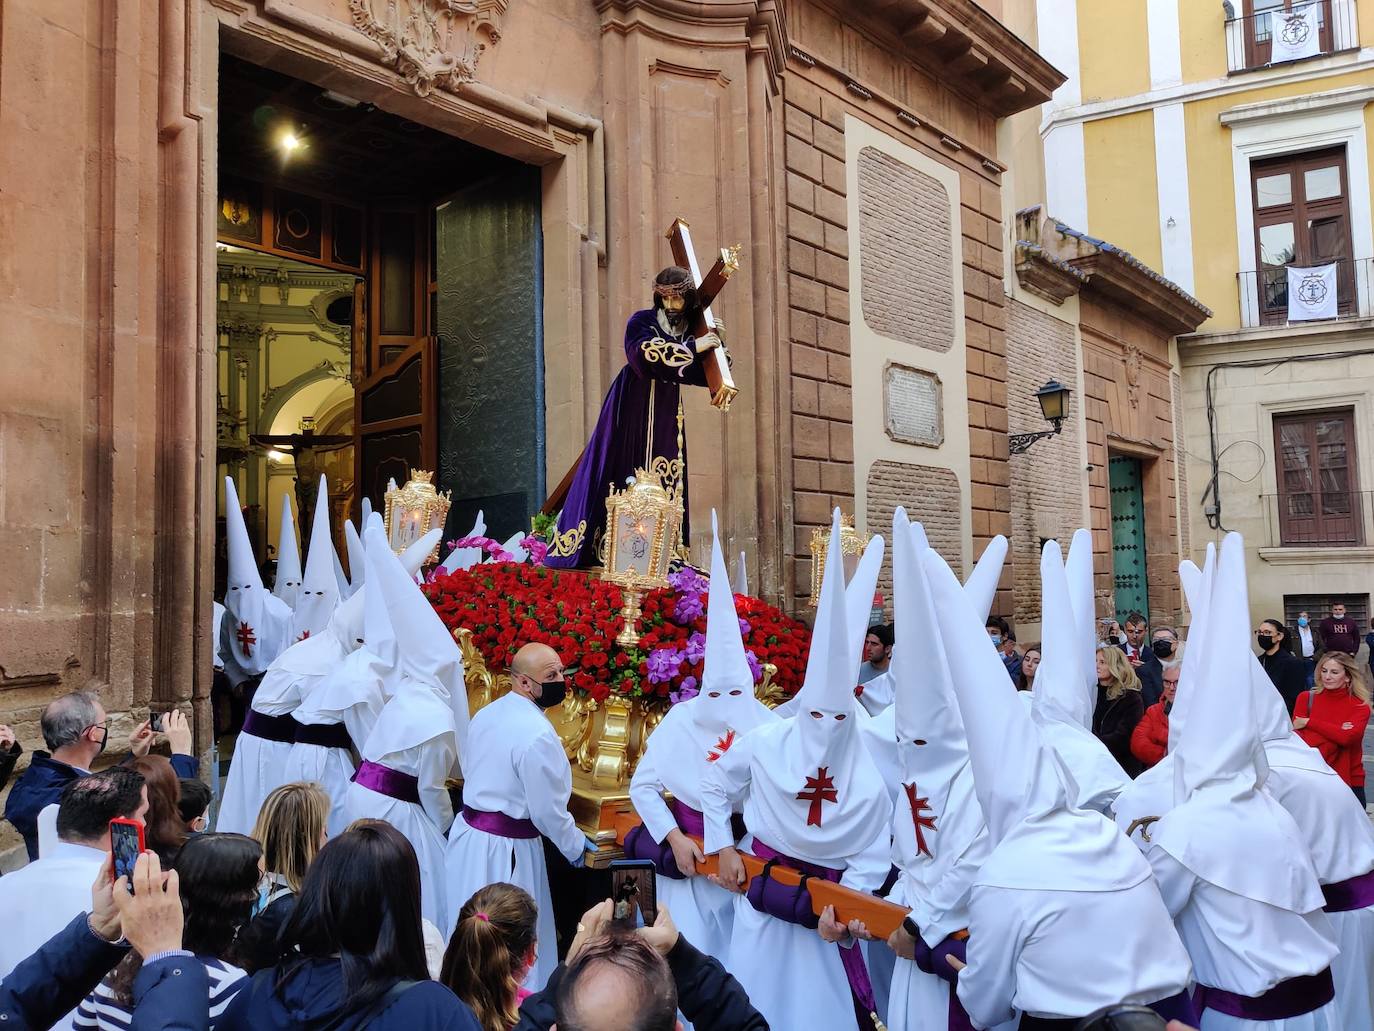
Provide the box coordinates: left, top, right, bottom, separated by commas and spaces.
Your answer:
444, 640, 595, 992
4, 690, 195, 861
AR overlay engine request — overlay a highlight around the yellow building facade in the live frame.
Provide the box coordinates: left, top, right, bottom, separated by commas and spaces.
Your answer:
1019, 0, 1374, 638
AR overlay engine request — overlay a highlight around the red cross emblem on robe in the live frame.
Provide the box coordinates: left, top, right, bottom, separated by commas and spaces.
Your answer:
235, 621, 258, 657
296, 629, 311, 643
904, 782, 937, 858
797, 766, 838, 827
706, 729, 735, 763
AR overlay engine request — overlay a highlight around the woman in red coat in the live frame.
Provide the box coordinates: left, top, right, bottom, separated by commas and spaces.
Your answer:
1130, 660, 1180, 769
1293, 650, 1373, 805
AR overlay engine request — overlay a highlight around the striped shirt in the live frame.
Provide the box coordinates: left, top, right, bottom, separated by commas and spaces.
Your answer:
74, 956, 247, 1031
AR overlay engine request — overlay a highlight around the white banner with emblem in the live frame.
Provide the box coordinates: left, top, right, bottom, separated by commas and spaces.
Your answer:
1287, 263, 1338, 321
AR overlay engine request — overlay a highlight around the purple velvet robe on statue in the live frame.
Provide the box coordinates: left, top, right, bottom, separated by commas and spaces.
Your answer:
545, 308, 710, 568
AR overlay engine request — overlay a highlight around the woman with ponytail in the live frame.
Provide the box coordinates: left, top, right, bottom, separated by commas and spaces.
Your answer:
440, 884, 539, 1031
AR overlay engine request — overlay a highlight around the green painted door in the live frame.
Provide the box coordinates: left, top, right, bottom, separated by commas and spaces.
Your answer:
1109, 455, 1149, 623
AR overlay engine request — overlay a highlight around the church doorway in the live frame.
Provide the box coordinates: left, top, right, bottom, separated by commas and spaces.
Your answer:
212, 51, 544, 739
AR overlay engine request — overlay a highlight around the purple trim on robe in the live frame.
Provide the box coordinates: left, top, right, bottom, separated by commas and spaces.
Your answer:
291, 720, 352, 750
747, 838, 879, 1027
546, 309, 710, 569
242, 709, 298, 744
1194, 967, 1334, 1020
1322, 868, 1374, 912
350, 761, 421, 804
668, 799, 747, 843
1150, 991, 1200, 1025
461, 805, 539, 839
913, 933, 966, 986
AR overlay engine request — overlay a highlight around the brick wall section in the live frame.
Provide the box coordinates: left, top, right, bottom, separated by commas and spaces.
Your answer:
785, 77, 855, 611
1006, 299, 1082, 628
782, 73, 1010, 614
867, 461, 962, 612
856, 148, 954, 353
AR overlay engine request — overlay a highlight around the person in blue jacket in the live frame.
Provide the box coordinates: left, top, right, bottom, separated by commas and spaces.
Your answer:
1, 853, 208, 1031
5, 691, 198, 860
217, 820, 481, 1031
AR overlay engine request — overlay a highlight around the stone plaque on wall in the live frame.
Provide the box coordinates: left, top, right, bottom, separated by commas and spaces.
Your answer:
884, 363, 942, 446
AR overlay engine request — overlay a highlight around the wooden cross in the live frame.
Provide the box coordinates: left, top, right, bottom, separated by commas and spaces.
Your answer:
797, 766, 838, 826
666, 218, 740, 411
903, 782, 938, 858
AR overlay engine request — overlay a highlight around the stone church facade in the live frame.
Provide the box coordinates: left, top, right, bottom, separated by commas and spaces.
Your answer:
0, 0, 1072, 827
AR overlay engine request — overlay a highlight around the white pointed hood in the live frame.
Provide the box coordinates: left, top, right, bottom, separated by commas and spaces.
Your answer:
222, 476, 291, 677
273, 495, 302, 609
1064, 529, 1099, 694
333, 547, 351, 599
1031, 539, 1128, 812
648, 514, 779, 810
921, 544, 1147, 892
844, 534, 886, 681
960, 535, 1007, 624
743, 509, 892, 861
734, 551, 748, 596
292, 476, 340, 642
1154, 533, 1323, 910
370, 524, 470, 754
362, 525, 402, 694
344, 520, 366, 594
361, 496, 373, 525
440, 511, 487, 573
692, 512, 773, 748
891, 511, 995, 938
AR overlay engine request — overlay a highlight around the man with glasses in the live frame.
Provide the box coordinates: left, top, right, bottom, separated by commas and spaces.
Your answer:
4, 689, 195, 860
443, 641, 595, 991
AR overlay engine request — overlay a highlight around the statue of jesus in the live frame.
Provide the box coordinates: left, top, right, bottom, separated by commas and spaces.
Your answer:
544, 266, 724, 568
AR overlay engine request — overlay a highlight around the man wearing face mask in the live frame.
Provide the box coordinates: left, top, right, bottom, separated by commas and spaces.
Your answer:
1131, 626, 1175, 708
5, 690, 195, 861
444, 641, 594, 992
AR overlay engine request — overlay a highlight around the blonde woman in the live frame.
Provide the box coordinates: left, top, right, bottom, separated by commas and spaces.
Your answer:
1092, 645, 1145, 778
1294, 650, 1373, 804
239, 781, 330, 971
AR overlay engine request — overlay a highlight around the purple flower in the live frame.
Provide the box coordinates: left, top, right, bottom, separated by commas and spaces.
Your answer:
738, 617, 751, 637
745, 649, 763, 683
668, 567, 708, 596
670, 677, 700, 705
684, 632, 706, 665
673, 592, 705, 624
646, 647, 683, 684
521, 535, 550, 564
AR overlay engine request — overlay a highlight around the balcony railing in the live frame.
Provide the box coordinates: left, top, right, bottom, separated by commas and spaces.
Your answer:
1261, 489, 1370, 548
1225, 0, 1359, 74
1237, 257, 1374, 328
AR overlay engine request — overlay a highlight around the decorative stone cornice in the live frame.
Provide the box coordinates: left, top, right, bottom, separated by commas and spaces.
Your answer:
596, 0, 788, 89
825, 0, 1065, 117
1015, 206, 1212, 336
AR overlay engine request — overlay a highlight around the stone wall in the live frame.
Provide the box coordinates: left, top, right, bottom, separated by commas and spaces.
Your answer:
1005, 299, 1083, 630
866, 461, 963, 607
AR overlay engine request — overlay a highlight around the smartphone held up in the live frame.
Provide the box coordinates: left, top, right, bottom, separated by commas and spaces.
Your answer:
109, 818, 145, 891
610, 859, 657, 932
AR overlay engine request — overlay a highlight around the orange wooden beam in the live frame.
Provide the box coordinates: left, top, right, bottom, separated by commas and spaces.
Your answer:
613, 811, 913, 940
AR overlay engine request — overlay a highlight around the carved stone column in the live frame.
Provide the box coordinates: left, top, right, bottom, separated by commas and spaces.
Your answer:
596, 0, 788, 602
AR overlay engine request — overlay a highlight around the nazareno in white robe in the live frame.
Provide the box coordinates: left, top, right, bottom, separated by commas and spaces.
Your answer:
342, 679, 458, 931
444, 690, 584, 989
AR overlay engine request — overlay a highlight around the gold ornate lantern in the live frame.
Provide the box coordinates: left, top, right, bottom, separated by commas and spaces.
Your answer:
808, 513, 872, 608
383, 471, 451, 565
600, 468, 684, 646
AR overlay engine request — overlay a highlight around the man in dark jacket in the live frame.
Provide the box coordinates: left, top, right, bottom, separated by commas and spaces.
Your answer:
4, 690, 197, 860
1118, 613, 1165, 708
516, 903, 765, 1031
0, 723, 20, 792
1, 852, 206, 1031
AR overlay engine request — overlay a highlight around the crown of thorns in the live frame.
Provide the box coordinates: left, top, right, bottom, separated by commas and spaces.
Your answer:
653, 279, 691, 299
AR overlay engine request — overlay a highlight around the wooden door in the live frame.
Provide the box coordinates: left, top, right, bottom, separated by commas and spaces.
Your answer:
354, 339, 437, 517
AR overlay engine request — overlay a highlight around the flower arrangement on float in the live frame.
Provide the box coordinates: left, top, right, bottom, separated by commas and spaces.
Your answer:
421, 542, 810, 707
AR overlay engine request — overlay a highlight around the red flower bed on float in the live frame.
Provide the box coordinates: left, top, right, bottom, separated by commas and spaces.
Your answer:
422, 562, 811, 706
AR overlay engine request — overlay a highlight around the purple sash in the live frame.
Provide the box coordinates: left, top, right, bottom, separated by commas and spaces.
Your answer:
350, 761, 420, 804
622, 801, 748, 880
1194, 967, 1334, 1020
1149, 991, 1200, 1025
292, 720, 353, 750
748, 839, 880, 1029
242, 709, 298, 744
668, 799, 748, 843
462, 806, 539, 839
1322, 868, 1374, 912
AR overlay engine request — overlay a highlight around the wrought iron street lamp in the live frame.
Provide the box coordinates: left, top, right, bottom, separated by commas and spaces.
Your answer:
1008, 379, 1072, 456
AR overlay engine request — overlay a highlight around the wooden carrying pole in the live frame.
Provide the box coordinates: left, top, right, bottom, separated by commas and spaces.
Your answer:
613, 811, 911, 939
